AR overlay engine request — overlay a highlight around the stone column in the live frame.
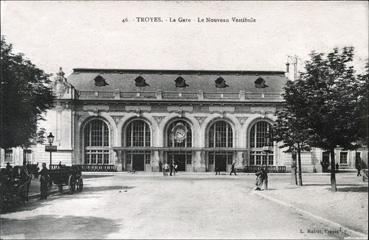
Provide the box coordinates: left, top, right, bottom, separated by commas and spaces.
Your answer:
153, 150, 160, 172
236, 151, 243, 168
115, 150, 123, 171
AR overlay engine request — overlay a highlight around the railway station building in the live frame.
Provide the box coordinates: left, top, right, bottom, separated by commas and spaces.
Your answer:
1, 67, 367, 172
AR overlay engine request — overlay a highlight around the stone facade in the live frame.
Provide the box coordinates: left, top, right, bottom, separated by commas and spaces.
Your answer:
1, 68, 367, 172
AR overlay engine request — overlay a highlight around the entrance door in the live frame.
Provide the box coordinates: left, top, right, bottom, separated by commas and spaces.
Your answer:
132, 154, 145, 171
215, 155, 227, 172
173, 154, 186, 171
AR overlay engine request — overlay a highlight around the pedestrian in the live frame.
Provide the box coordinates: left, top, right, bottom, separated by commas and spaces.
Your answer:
215, 166, 220, 175
230, 162, 237, 176
255, 167, 263, 190
170, 160, 174, 176
335, 163, 339, 172
39, 163, 49, 200
159, 161, 162, 172
356, 158, 362, 176
163, 162, 169, 176
262, 166, 268, 190
174, 162, 178, 176
5, 162, 12, 175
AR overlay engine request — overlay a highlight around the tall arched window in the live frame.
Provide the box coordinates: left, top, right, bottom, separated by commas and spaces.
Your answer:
207, 120, 233, 171
126, 120, 151, 147
208, 121, 233, 148
84, 119, 110, 165
167, 120, 192, 147
124, 119, 151, 171
249, 121, 273, 166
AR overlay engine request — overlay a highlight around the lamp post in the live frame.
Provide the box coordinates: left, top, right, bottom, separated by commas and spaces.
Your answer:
47, 132, 55, 169
262, 130, 272, 190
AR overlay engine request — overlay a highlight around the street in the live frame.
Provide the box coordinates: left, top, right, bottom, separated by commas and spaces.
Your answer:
0, 173, 367, 239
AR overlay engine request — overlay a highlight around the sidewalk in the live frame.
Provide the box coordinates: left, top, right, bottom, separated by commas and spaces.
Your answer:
254, 173, 368, 237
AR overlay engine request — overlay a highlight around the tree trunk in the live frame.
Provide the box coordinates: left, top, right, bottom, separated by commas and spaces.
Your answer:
291, 151, 298, 185
297, 145, 303, 186
330, 148, 337, 192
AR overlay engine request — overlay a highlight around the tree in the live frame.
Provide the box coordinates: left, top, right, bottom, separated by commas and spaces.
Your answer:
0, 37, 54, 149
296, 47, 363, 191
356, 62, 369, 147
273, 80, 311, 186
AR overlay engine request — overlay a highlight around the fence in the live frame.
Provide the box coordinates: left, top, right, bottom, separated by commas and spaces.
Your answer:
73, 164, 117, 172
49, 164, 117, 172
241, 166, 287, 173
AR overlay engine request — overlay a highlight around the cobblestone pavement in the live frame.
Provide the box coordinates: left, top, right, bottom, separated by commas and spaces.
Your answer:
0, 173, 366, 239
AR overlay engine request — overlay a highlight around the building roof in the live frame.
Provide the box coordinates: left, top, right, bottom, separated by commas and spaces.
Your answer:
67, 68, 287, 94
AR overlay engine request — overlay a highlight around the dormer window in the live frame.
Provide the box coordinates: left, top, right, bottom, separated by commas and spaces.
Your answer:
215, 77, 229, 88
175, 76, 189, 88
135, 76, 149, 87
254, 77, 268, 88
94, 75, 109, 87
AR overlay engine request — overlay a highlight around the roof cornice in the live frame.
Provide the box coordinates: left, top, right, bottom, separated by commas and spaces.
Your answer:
72, 68, 285, 75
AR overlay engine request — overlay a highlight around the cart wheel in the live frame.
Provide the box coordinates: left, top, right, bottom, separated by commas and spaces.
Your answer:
77, 178, 83, 192
58, 185, 63, 193
68, 175, 76, 194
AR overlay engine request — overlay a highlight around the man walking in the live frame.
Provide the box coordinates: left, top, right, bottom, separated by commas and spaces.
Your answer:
230, 162, 237, 175
39, 163, 49, 200
356, 158, 362, 176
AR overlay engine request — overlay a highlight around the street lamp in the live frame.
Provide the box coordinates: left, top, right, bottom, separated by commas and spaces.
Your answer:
262, 130, 273, 190
47, 132, 55, 168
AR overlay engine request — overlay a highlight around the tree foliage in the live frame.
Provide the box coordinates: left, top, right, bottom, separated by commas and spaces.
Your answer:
0, 37, 54, 148
273, 80, 312, 186
274, 47, 365, 191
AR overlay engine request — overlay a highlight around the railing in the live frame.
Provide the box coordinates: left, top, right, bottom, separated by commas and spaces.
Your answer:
162, 91, 198, 99
204, 92, 239, 99
241, 166, 287, 173
77, 90, 282, 101
73, 164, 117, 172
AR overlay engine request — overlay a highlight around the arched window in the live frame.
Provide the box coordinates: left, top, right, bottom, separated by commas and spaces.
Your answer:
84, 119, 110, 165
208, 121, 233, 148
126, 120, 151, 147
250, 121, 272, 148
249, 121, 273, 166
167, 120, 192, 147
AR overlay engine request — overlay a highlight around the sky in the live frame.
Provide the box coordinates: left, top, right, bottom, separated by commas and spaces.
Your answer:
1, 1, 368, 76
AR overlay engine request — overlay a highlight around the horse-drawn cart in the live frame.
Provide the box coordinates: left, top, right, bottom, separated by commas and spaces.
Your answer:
0, 166, 32, 213
49, 165, 83, 194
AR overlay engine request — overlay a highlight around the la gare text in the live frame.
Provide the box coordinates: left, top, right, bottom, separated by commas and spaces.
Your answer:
123, 17, 256, 23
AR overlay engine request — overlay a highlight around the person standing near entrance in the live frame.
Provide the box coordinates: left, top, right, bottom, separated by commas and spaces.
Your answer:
230, 162, 237, 176
170, 160, 174, 176
159, 161, 162, 172
39, 163, 49, 200
215, 166, 220, 175
356, 157, 362, 176
163, 162, 169, 176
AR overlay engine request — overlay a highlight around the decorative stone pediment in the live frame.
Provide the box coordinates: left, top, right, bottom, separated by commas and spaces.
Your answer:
236, 117, 248, 126
195, 116, 207, 126
153, 116, 165, 125
111, 115, 124, 125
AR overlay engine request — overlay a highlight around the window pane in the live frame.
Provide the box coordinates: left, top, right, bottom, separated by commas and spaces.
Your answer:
208, 121, 232, 148
340, 152, 347, 164
126, 120, 151, 147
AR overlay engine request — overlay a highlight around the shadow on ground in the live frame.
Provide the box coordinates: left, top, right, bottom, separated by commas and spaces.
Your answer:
82, 175, 113, 179
0, 215, 120, 239
337, 186, 368, 192
83, 185, 135, 192
302, 183, 362, 187
2, 185, 135, 214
